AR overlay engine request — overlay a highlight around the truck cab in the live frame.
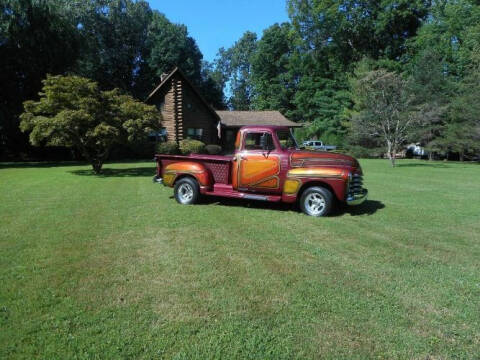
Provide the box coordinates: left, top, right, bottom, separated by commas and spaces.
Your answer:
155, 125, 367, 217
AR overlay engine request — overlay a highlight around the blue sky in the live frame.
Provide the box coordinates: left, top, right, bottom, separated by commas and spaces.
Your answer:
148, 0, 290, 63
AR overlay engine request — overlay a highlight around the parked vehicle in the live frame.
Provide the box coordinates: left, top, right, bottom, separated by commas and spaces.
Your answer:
302, 140, 337, 151
155, 126, 367, 217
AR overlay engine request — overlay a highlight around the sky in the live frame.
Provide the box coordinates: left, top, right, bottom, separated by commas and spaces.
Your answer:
148, 0, 290, 63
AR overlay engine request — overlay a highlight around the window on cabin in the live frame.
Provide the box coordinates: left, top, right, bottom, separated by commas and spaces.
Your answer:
157, 100, 165, 111
186, 128, 203, 140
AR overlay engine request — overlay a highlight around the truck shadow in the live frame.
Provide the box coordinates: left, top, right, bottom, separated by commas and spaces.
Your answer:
194, 197, 385, 217
195, 196, 293, 213
331, 200, 385, 217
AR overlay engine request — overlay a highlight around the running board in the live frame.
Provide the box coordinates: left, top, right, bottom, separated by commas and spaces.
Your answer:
204, 187, 282, 202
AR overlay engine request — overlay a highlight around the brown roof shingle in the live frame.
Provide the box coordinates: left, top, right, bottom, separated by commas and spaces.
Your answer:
216, 111, 302, 127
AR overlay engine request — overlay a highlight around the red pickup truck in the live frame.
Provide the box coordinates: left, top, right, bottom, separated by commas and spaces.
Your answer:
155, 125, 367, 217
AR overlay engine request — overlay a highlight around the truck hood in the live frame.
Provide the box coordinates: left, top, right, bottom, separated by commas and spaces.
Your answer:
289, 150, 361, 173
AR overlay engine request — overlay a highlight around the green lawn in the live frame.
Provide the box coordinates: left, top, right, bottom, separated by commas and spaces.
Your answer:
1, 159, 479, 359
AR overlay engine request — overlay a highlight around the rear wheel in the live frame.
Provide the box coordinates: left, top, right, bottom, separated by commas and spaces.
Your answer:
299, 186, 333, 217
174, 177, 200, 205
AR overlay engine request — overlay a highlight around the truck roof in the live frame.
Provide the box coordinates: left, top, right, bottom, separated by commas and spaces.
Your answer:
239, 125, 291, 131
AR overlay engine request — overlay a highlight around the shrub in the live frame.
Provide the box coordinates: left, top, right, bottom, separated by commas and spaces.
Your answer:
179, 139, 205, 155
156, 141, 179, 154
205, 144, 222, 155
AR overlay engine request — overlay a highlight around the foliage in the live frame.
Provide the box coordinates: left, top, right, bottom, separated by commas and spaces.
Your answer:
178, 139, 206, 155
0, 0, 81, 156
19, 75, 160, 173
288, 0, 431, 65
155, 141, 179, 155
250, 23, 297, 116
350, 69, 417, 166
214, 31, 258, 110
204, 144, 222, 155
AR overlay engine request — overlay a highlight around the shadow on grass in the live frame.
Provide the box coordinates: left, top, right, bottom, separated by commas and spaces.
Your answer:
188, 196, 385, 217
195, 196, 293, 212
332, 200, 385, 217
0, 161, 87, 169
396, 162, 453, 168
396, 161, 479, 168
70, 167, 155, 178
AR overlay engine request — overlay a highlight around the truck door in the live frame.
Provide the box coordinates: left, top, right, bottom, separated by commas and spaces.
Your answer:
233, 131, 281, 193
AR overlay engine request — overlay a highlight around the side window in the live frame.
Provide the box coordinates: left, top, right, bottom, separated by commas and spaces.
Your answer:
187, 128, 203, 140
244, 132, 275, 151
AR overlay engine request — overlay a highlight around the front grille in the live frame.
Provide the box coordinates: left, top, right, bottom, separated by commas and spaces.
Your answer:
348, 174, 364, 197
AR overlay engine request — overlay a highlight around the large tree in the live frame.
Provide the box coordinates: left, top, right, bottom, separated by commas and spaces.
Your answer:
20, 75, 161, 173
215, 31, 258, 110
72, 0, 153, 96
0, 0, 80, 157
288, 0, 431, 66
250, 23, 298, 116
351, 69, 416, 166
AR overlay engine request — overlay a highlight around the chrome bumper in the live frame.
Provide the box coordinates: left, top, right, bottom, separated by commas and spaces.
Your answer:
347, 189, 368, 206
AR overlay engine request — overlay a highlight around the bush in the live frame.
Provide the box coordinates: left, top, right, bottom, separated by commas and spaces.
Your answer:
179, 139, 205, 155
205, 144, 222, 155
156, 141, 179, 154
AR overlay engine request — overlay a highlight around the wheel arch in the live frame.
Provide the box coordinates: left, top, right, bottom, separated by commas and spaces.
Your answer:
297, 180, 337, 202
163, 161, 212, 188
174, 173, 199, 186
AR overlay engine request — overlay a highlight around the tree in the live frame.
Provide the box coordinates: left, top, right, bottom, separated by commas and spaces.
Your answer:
146, 11, 203, 86
288, 0, 431, 66
20, 75, 161, 173
250, 23, 297, 115
0, 0, 81, 157
407, 49, 453, 159
441, 45, 480, 160
351, 69, 416, 166
215, 31, 258, 110
72, 0, 153, 96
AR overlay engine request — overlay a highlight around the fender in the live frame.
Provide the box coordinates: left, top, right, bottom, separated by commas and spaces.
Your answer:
162, 162, 212, 189
281, 167, 349, 203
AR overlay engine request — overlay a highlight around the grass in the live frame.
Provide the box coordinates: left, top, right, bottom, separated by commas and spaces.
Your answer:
0, 159, 479, 359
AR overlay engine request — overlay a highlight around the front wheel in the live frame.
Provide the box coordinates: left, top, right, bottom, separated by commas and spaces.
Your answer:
174, 177, 200, 205
299, 186, 333, 217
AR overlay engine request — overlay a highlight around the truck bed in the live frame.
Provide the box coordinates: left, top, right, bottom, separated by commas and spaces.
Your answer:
155, 153, 232, 184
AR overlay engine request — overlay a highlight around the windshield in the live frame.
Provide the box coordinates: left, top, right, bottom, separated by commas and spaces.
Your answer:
276, 129, 299, 150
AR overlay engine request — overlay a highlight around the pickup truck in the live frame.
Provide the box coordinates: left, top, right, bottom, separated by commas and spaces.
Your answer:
155, 125, 367, 217
303, 140, 337, 151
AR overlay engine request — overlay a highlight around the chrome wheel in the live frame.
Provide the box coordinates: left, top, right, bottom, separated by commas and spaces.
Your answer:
304, 192, 326, 216
177, 183, 194, 204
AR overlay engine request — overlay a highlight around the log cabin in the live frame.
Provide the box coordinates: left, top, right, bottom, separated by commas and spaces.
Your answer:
145, 67, 301, 151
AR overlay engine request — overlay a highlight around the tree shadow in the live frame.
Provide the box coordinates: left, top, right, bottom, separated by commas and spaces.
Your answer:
396, 163, 453, 168
70, 167, 155, 178
0, 161, 87, 169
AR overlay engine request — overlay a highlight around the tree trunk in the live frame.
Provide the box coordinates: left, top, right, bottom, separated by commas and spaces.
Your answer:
91, 159, 104, 174
387, 140, 396, 167
459, 151, 464, 162
428, 152, 434, 161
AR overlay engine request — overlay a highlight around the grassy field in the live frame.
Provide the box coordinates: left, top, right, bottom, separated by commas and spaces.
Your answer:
1, 159, 479, 359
